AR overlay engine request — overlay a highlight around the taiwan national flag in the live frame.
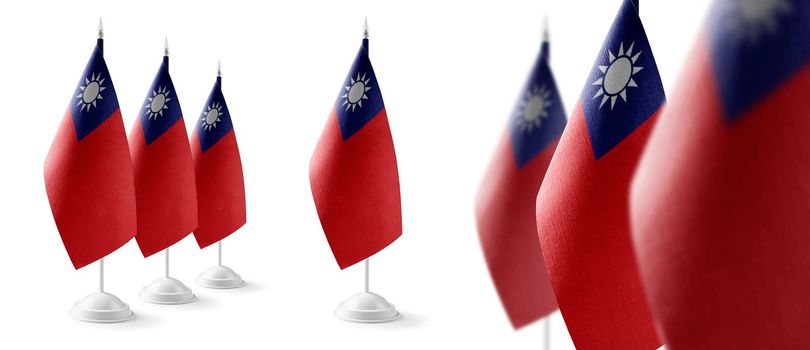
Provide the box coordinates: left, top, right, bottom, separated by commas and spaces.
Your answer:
129, 55, 197, 258
475, 36, 565, 329
45, 39, 137, 270
535, 0, 664, 348
309, 38, 401, 270
191, 73, 246, 249
630, 1, 810, 349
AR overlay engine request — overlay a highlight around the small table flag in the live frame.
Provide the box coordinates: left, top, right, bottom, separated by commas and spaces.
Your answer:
535, 0, 664, 348
190, 71, 246, 249
631, 1, 810, 348
129, 53, 198, 258
309, 37, 402, 270
475, 36, 565, 329
44, 38, 137, 270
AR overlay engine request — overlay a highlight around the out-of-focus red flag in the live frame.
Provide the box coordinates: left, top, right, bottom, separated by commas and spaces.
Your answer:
631, 1, 810, 348
535, 0, 664, 348
44, 38, 136, 269
475, 36, 565, 329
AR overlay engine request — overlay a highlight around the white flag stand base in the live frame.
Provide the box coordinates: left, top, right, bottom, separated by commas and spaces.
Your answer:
139, 277, 196, 305
69, 292, 135, 323
335, 292, 400, 323
196, 265, 245, 289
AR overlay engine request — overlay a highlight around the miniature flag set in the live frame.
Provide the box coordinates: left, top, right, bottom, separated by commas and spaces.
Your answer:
44, 1, 810, 348
45, 18, 402, 324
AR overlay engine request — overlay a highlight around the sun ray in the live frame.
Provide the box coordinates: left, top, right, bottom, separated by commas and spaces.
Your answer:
631, 51, 642, 64
600, 95, 610, 108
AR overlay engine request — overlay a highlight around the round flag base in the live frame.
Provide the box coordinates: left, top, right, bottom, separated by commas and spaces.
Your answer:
335, 292, 400, 323
139, 277, 196, 304
69, 292, 135, 323
196, 265, 246, 289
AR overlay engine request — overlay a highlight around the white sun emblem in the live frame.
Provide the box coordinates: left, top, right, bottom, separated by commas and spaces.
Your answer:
144, 86, 172, 120
592, 41, 644, 110
342, 73, 372, 112
514, 85, 552, 133
724, 0, 792, 43
76, 73, 106, 112
200, 102, 224, 131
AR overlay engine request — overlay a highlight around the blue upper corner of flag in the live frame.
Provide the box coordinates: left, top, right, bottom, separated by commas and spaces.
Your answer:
70, 39, 120, 141
139, 56, 183, 145
580, 0, 665, 160
334, 39, 385, 141
508, 42, 567, 168
708, 0, 810, 122
197, 76, 235, 152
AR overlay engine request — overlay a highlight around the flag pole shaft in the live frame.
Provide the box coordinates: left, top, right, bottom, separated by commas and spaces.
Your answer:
99, 258, 105, 293
543, 316, 551, 350
165, 248, 170, 278
218, 241, 222, 266
364, 258, 370, 293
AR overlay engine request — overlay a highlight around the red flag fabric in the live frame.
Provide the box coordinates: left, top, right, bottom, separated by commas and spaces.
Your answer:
475, 40, 565, 328
535, 0, 664, 348
129, 56, 197, 258
630, 1, 810, 349
190, 75, 246, 249
309, 38, 401, 270
44, 39, 136, 269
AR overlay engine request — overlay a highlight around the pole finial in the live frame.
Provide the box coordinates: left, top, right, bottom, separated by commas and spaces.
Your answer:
164, 37, 169, 56
217, 60, 221, 77
543, 14, 549, 42
363, 17, 369, 39
98, 18, 104, 39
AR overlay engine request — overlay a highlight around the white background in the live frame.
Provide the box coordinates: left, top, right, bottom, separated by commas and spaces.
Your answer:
0, 1, 710, 348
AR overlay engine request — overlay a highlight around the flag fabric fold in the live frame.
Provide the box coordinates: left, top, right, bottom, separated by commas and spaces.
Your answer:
631, 1, 810, 348
44, 39, 137, 270
535, 0, 664, 348
129, 56, 197, 258
191, 75, 246, 249
475, 39, 565, 329
309, 38, 402, 270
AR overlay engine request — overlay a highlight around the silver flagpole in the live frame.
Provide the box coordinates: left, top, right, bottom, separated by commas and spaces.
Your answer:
218, 241, 222, 266
99, 258, 104, 293
364, 258, 370, 293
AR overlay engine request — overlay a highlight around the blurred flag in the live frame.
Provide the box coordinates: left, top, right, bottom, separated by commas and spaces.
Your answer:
309, 38, 401, 269
631, 1, 810, 348
475, 36, 565, 328
535, 0, 664, 348
45, 38, 137, 269
129, 55, 197, 257
190, 72, 246, 249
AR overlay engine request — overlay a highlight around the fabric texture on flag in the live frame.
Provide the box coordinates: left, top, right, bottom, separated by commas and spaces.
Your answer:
309, 38, 401, 270
475, 40, 565, 329
535, 0, 664, 348
191, 75, 246, 249
129, 56, 197, 258
630, 1, 810, 349
44, 39, 136, 270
